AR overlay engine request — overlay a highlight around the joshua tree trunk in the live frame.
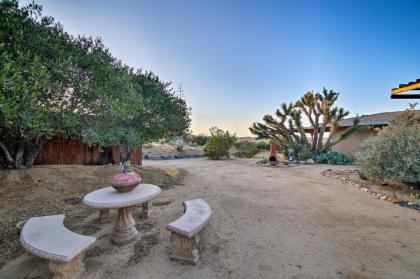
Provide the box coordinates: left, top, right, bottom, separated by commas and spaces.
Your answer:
311, 116, 320, 151
316, 118, 328, 153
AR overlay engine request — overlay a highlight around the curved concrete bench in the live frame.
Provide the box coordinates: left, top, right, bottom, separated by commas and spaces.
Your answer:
20, 215, 96, 279
166, 199, 212, 264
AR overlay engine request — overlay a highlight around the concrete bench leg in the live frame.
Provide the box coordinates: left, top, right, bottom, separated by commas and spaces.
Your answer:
99, 209, 110, 223
169, 233, 199, 265
140, 201, 152, 219
49, 252, 85, 279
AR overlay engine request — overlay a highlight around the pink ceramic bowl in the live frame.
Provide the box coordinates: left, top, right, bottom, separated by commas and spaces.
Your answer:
111, 171, 141, 193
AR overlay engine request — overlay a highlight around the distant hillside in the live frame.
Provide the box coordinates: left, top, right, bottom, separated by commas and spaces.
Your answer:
237, 136, 258, 142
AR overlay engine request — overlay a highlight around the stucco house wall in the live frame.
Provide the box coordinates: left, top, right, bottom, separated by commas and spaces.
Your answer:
332, 127, 378, 159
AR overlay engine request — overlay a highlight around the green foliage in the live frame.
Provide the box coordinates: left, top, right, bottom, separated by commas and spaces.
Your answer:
250, 88, 358, 157
314, 151, 352, 165
234, 141, 259, 158
186, 133, 209, 146
256, 141, 270, 150
256, 158, 268, 164
355, 108, 420, 185
276, 141, 312, 161
203, 127, 236, 160
296, 143, 313, 161
0, 1, 190, 168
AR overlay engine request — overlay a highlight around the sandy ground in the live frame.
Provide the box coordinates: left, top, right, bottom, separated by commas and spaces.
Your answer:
2, 158, 420, 279
142, 143, 203, 157
0, 165, 184, 267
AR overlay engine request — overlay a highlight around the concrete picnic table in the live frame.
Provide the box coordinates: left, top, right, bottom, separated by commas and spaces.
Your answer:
83, 184, 161, 245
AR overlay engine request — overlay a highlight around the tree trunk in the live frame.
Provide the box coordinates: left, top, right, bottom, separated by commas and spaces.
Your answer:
15, 146, 25, 169
0, 140, 14, 167
119, 142, 127, 163
126, 145, 131, 163
322, 129, 336, 152
24, 137, 47, 168
311, 115, 319, 152
118, 140, 132, 167
316, 117, 328, 153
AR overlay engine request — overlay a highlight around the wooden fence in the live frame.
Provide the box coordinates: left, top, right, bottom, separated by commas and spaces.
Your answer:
34, 137, 142, 165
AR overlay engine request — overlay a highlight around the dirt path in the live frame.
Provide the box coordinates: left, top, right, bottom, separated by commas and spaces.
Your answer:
2, 158, 420, 278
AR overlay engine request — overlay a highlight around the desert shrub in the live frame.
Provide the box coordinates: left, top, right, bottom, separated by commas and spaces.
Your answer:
281, 143, 312, 161
234, 141, 259, 158
256, 141, 270, 150
314, 151, 352, 165
296, 143, 313, 161
355, 108, 420, 185
191, 134, 209, 146
204, 127, 236, 160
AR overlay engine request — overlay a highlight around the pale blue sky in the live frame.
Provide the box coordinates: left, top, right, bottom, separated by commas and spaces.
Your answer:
22, 0, 420, 135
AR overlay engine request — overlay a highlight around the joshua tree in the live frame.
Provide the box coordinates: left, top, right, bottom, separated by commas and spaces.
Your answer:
250, 88, 359, 157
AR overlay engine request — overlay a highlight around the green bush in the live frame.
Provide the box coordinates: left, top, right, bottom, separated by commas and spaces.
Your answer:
191, 134, 209, 146
314, 151, 352, 165
234, 141, 259, 158
355, 109, 420, 185
296, 143, 313, 161
183, 133, 208, 146
281, 143, 312, 161
204, 127, 236, 160
256, 141, 270, 150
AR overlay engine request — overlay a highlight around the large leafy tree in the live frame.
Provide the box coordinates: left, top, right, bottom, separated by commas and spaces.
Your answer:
82, 70, 191, 163
0, 0, 190, 168
0, 0, 80, 168
250, 88, 359, 157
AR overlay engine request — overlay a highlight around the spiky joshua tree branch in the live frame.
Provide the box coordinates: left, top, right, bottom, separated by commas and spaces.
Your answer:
250, 88, 359, 157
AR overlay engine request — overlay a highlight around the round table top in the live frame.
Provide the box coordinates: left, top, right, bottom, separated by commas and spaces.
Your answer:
83, 184, 161, 209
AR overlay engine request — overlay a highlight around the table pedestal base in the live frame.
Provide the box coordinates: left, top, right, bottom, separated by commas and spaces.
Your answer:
99, 209, 110, 223
111, 207, 138, 245
140, 201, 152, 219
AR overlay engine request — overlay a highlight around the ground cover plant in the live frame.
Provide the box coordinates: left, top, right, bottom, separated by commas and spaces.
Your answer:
355, 106, 420, 185
314, 151, 352, 165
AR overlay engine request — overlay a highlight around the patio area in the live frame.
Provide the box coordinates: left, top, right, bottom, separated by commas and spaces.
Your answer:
1, 158, 419, 278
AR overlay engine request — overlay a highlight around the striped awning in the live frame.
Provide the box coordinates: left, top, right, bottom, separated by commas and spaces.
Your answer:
391, 79, 420, 99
